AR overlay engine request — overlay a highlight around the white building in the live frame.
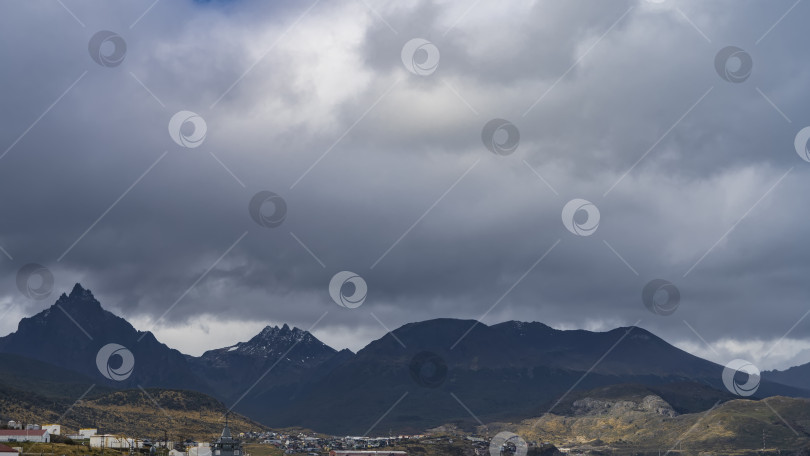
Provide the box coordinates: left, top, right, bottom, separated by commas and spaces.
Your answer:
0, 443, 19, 456
89, 435, 144, 449
189, 444, 212, 456
79, 429, 98, 438
0, 430, 50, 443
42, 425, 61, 436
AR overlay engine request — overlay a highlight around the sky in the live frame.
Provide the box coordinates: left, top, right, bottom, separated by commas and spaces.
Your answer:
1, 0, 809, 372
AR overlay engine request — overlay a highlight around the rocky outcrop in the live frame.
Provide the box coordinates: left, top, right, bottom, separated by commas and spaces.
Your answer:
572, 394, 676, 417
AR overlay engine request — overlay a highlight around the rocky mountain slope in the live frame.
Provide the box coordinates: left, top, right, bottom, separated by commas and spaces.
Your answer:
489, 384, 810, 455
265, 318, 808, 434
0, 284, 207, 392
187, 323, 353, 419
3, 284, 810, 436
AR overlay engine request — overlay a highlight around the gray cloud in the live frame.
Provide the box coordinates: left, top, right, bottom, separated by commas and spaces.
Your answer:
1, 0, 809, 370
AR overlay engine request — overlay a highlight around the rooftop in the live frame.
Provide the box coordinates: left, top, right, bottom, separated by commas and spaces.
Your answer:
0, 430, 47, 436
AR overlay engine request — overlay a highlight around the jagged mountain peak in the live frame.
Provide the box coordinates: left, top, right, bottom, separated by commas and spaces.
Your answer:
70, 282, 91, 297
0, 284, 205, 391
258, 323, 299, 337
200, 323, 335, 361
252, 324, 314, 345
51, 282, 103, 313
16, 283, 109, 333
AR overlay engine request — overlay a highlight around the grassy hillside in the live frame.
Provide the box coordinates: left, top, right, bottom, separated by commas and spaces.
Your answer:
8, 442, 119, 456
488, 391, 810, 455
0, 385, 267, 441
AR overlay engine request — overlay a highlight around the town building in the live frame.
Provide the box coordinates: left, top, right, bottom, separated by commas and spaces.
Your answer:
211, 422, 242, 456
89, 435, 145, 449
0, 430, 50, 443
189, 445, 212, 456
0, 443, 19, 456
41, 425, 60, 436
79, 429, 98, 438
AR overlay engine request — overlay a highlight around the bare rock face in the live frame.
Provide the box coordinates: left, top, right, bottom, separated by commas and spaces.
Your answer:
641, 395, 677, 417
572, 395, 677, 418
571, 398, 613, 415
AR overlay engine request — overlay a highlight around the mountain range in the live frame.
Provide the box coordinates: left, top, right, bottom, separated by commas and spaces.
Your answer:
2, 283, 810, 435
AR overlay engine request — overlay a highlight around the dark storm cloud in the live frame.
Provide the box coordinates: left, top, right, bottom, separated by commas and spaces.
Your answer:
1, 0, 809, 368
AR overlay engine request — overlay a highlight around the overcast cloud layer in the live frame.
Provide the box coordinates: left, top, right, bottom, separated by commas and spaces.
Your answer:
1, 0, 809, 371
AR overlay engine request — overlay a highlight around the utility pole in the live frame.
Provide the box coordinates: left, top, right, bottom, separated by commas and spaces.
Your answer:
762, 428, 766, 450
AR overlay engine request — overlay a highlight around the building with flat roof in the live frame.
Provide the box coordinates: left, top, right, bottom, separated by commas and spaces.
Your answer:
89, 435, 146, 449
0, 430, 50, 443
79, 429, 97, 438
189, 446, 212, 456
41, 425, 60, 436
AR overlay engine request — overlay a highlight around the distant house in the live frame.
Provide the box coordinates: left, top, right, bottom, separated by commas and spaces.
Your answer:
89, 435, 143, 449
0, 443, 19, 456
189, 446, 212, 456
79, 429, 98, 438
0, 430, 50, 443
42, 425, 61, 436
4, 423, 19, 431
